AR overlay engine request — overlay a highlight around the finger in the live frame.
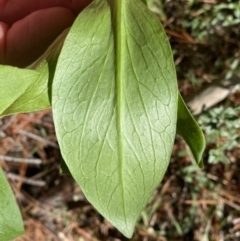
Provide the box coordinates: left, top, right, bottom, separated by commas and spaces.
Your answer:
0, 22, 8, 63
71, 0, 93, 14
5, 7, 76, 67
0, 0, 93, 25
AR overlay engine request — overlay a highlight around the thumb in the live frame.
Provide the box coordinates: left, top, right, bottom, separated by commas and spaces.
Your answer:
1, 7, 75, 67
0, 22, 8, 64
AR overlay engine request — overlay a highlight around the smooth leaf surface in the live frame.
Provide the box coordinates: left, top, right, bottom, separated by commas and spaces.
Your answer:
177, 93, 205, 167
0, 167, 24, 241
52, 0, 178, 237
0, 62, 50, 117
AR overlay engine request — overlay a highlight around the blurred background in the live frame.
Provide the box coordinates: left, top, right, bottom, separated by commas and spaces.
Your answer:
0, 0, 240, 240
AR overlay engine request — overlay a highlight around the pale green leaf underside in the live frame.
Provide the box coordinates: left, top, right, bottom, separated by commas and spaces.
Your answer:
52, 0, 177, 238
177, 93, 205, 167
0, 167, 24, 241
0, 62, 50, 117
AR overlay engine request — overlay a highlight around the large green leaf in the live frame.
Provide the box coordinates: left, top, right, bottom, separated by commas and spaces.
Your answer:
177, 93, 205, 167
52, 0, 178, 238
0, 167, 24, 240
0, 62, 50, 117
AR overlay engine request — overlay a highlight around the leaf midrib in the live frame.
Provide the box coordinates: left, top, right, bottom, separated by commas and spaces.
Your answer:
115, 0, 127, 224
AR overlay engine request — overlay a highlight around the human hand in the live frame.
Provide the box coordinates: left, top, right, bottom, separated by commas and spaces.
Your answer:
0, 0, 92, 67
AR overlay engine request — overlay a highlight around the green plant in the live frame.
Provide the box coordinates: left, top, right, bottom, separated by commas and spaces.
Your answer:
199, 105, 240, 164
0, 0, 205, 239
0, 168, 24, 241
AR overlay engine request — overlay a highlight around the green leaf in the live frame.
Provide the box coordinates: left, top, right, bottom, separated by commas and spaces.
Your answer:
0, 61, 50, 117
30, 28, 70, 101
0, 167, 24, 240
60, 159, 71, 175
177, 93, 205, 167
52, 0, 178, 238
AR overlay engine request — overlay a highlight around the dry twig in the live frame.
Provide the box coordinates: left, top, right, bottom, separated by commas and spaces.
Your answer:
6, 172, 46, 187
0, 154, 42, 165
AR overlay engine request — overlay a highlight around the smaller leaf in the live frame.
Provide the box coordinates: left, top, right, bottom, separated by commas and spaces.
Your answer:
0, 167, 24, 240
29, 28, 70, 100
60, 159, 71, 175
141, 0, 147, 4
177, 93, 205, 167
0, 61, 50, 117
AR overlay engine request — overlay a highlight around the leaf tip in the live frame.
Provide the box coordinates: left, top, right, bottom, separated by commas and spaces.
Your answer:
106, 217, 135, 239
198, 159, 205, 169
118, 227, 134, 239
